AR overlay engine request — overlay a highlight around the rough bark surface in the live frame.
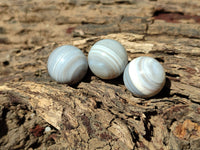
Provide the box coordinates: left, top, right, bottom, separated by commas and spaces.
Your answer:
0, 0, 200, 149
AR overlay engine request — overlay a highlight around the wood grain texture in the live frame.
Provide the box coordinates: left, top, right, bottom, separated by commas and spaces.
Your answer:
0, 0, 200, 149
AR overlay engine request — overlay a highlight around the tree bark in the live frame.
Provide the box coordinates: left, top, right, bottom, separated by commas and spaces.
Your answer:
0, 0, 200, 149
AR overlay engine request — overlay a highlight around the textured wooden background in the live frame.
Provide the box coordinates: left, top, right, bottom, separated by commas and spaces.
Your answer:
0, 0, 200, 149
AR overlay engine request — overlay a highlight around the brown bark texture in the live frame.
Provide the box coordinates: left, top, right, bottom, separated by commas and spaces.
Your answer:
0, 0, 200, 149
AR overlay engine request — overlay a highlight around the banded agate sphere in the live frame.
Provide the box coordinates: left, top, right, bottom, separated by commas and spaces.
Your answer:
123, 56, 166, 98
88, 39, 128, 79
47, 45, 88, 84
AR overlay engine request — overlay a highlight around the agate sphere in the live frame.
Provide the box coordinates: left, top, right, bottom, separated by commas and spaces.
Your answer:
123, 56, 165, 98
47, 45, 88, 84
88, 39, 128, 79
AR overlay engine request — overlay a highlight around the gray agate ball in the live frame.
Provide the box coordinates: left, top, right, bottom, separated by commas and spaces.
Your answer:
88, 39, 128, 79
47, 45, 88, 84
123, 56, 166, 98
